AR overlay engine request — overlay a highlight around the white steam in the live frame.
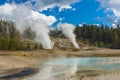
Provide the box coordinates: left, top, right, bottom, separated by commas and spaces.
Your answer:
0, 3, 56, 49
57, 23, 80, 48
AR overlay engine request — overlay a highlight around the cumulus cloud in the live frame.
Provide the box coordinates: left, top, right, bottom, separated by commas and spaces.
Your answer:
106, 14, 115, 23
0, 3, 15, 15
59, 17, 65, 21
94, 16, 102, 21
7, 0, 80, 12
112, 24, 117, 28
28, 0, 80, 11
98, 0, 120, 25
0, 3, 56, 49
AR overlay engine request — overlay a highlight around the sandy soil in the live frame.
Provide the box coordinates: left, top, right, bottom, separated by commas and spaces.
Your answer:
0, 50, 51, 79
51, 47, 120, 57
1, 47, 120, 69
75, 69, 120, 80
0, 47, 120, 80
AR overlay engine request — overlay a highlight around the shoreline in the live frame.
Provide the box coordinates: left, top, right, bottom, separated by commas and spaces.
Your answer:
0, 48, 120, 79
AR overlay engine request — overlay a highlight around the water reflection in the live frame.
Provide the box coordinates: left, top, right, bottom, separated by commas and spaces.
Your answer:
24, 57, 120, 80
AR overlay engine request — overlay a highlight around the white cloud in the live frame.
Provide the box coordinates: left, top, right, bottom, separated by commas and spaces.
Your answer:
94, 16, 102, 21
78, 23, 83, 27
0, 3, 56, 49
112, 24, 117, 28
9, 0, 80, 11
59, 18, 63, 21
78, 22, 86, 27
0, 3, 16, 15
98, 0, 120, 24
59, 17, 65, 21
72, 8, 76, 11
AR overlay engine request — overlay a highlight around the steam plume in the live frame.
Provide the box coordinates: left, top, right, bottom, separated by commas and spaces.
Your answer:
0, 3, 56, 49
57, 23, 80, 48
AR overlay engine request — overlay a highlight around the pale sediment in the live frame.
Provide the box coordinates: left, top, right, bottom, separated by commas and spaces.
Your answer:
0, 48, 120, 80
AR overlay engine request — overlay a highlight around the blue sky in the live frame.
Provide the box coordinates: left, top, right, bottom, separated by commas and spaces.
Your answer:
0, 0, 119, 27
42, 0, 111, 26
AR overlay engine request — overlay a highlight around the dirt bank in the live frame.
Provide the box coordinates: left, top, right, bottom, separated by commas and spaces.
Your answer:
1, 48, 120, 70
0, 48, 120, 79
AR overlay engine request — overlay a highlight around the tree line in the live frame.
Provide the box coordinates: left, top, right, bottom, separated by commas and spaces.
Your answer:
0, 20, 43, 50
75, 24, 120, 49
1, 20, 120, 50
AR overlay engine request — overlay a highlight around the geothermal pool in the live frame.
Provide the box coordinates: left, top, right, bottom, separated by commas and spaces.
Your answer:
23, 57, 120, 80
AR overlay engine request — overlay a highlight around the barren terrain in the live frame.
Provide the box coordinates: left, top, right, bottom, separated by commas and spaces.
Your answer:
0, 46, 120, 80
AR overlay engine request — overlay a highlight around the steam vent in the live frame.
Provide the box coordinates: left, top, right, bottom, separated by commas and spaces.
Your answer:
52, 38, 80, 50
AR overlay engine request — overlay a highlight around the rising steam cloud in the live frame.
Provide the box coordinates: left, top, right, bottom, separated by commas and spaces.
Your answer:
57, 23, 80, 48
0, 3, 56, 49
0, 3, 80, 49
